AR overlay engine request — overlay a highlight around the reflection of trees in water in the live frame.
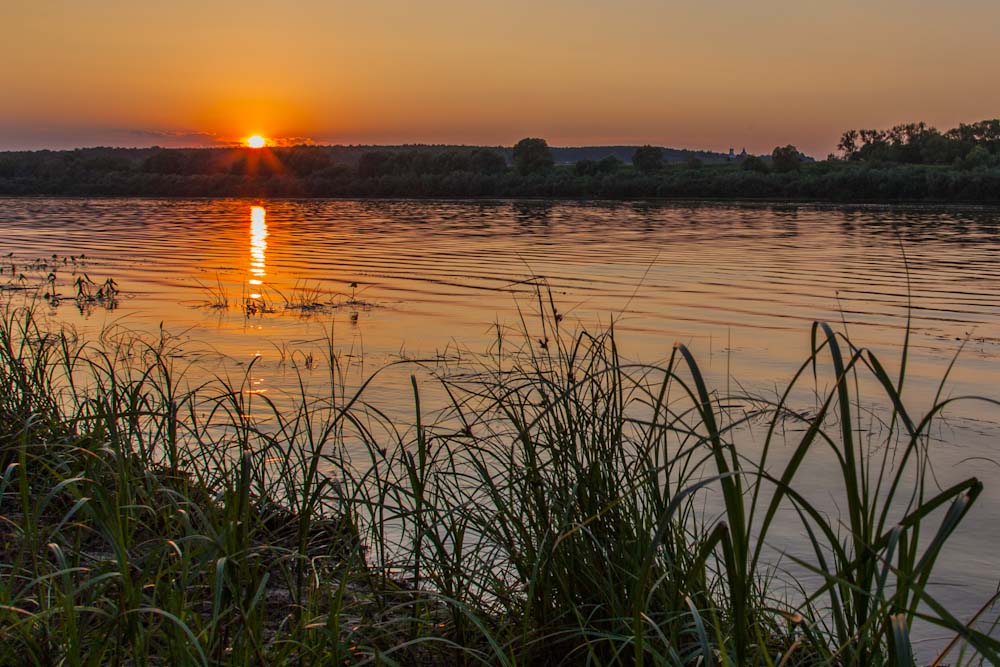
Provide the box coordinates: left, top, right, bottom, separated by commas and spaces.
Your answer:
624, 204, 662, 236
343, 199, 1000, 250
624, 201, 1000, 247
767, 206, 801, 239
653, 203, 1000, 248
832, 206, 1000, 246
512, 202, 554, 230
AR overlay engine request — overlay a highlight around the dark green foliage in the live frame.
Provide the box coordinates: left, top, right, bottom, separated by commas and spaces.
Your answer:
357, 147, 506, 178
685, 154, 704, 169
512, 137, 554, 175
468, 147, 508, 173
546, 145, 730, 165
598, 155, 623, 173
632, 144, 664, 173
741, 154, 770, 173
960, 145, 995, 170
771, 144, 803, 172
143, 149, 188, 174
281, 145, 334, 176
573, 159, 598, 176
357, 150, 392, 178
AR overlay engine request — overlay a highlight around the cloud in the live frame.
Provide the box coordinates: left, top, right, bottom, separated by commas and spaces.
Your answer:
115, 130, 320, 149
0, 126, 224, 150
264, 136, 318, 147
120, 129, 225, 147
0, 126, 321, 150
0, 121, 324, 151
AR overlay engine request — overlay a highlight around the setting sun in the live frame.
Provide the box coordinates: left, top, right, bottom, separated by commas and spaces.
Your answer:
246, 135, 266, 149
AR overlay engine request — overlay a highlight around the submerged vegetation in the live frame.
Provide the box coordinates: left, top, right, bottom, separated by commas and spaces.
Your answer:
2, 119, 1000, 201
1, 291, 998, 666
1, 253, 119, 315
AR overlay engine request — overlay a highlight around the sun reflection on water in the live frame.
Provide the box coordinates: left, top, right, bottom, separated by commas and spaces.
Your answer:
249, 205, 267, 299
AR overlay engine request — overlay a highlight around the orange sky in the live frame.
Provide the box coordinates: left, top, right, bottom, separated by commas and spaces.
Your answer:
2, 0, 999, 156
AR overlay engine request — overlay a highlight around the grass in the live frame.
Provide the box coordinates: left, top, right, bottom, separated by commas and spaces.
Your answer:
195, 275, 231, 310
196, 278, 376, 319
273, 281, 332, 313
0, 295, 998, 666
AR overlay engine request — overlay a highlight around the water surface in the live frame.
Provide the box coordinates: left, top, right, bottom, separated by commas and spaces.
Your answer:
2, 198, 999, 638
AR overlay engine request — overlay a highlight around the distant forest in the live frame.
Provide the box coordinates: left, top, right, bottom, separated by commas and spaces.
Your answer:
1, 120, 999, 201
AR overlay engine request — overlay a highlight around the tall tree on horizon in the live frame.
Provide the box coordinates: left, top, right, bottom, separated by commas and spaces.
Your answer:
632, 145, 664, 173
513, 138, 554, 175
771, 145, 802, 172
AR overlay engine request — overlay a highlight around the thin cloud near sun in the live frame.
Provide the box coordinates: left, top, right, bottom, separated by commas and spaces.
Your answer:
61, 128, 322, 150
237, 135, 318, 148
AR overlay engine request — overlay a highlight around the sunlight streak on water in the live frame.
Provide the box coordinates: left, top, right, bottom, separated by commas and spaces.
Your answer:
249, 205, 267, 299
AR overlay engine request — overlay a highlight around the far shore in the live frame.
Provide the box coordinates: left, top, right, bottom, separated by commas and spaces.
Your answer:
3, 193, 1000, 206
2, 141, 999, 202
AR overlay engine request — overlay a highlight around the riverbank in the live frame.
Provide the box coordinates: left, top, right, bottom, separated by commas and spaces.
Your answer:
0, 301, 998, 665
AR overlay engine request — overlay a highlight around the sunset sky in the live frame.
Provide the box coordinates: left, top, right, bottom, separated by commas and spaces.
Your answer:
2, 0, 999, 156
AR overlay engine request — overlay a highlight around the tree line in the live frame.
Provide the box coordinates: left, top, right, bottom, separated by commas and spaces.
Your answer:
1, 121, 998, 200
836, 119, 1000, 166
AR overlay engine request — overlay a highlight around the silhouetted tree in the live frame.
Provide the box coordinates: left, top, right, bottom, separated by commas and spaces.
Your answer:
598, 156, 623, 173
632, 145, 664, 173
960, 145, 993, 170
838, 119, 1000, 165
918, 133, 964, 165
837, 129, 861, 160
946, 119, 1000, 152
513, 138, 553, 175
684, 155, 703, 169
771, 145, 802, 173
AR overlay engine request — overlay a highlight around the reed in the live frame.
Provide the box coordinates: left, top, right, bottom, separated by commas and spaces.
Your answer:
0, 298, 997, 666
195, 275, 230, 310
272, 281, 333, 313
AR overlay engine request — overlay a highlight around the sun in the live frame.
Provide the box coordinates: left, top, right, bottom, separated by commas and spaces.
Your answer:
246, 135, 267, 149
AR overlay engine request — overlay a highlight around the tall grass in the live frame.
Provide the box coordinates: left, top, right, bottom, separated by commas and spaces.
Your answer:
0, 298, 997, 666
